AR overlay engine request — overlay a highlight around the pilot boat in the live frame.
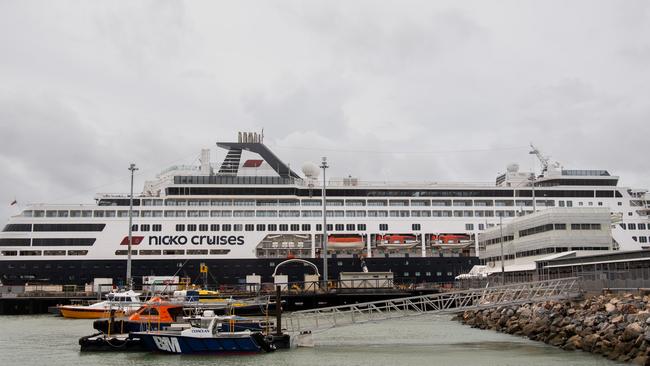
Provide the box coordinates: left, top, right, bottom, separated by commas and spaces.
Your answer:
133, 314, 275, 354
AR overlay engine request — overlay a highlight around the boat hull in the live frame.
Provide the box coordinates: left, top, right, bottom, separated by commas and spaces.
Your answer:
137, 332, 266, 354
59, 307, 126, 319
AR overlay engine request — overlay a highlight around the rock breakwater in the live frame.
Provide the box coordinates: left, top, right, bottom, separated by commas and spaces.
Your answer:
456, 294, 650, 365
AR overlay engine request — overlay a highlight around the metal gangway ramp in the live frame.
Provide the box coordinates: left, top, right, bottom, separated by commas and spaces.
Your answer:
286, 277, 581, 333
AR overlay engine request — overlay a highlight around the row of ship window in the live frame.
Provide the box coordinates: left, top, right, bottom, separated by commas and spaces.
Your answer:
22, 209, 537, 219
633, 236, 650, 243
620, 223, 649, 230
135, 223, 372, 232
1, 250, 88, 256
100, 197, 621, 207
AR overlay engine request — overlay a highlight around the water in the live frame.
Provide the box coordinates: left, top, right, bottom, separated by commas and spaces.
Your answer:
0, 314, 622, 366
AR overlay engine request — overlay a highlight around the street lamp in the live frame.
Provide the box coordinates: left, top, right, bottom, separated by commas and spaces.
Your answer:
499, 214, 505, 285
320, 157, 329, 289
126, 163, 138, 290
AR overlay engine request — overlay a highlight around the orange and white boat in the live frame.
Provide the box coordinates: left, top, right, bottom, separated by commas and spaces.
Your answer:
58, 290, 142, 319
435, 234, 471, 244
327, 235, 365, 250
376, 234, 420, 249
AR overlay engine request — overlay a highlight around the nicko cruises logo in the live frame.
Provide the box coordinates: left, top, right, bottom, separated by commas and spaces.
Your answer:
147, 235, 244, 246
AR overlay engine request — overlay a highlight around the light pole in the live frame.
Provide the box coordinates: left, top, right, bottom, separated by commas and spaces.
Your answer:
126, 163, 138, 290
499, 214, 505, 285
320, 157, 329, 289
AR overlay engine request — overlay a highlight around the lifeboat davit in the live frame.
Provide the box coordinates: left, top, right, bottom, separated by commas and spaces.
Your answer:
376, 234, 420, 249
327, 235, 365, 250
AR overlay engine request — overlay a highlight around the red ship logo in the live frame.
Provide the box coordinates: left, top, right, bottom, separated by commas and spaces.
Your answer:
120, 236, 144, 245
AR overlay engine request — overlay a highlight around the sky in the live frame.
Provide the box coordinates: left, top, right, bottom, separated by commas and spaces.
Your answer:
1, 0, 649, 221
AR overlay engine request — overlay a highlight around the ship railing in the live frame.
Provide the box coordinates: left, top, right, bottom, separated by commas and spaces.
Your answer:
295, 179, 495, 188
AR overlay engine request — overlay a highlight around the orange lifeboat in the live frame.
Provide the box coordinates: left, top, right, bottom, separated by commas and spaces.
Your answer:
327, 235, 365, 250
437, 234, 471, 244
376, 234, 420, 249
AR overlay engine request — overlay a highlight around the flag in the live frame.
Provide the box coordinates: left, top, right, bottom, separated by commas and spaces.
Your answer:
10, 199, 17, 206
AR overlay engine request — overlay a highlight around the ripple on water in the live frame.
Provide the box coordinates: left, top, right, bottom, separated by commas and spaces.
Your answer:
0, 314, 624, 366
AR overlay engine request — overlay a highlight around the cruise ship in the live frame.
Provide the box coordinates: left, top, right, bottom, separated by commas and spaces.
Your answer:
1, 132, 648, 286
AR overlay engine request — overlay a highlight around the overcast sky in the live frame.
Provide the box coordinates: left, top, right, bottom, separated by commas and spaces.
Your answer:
1, 0, 649, 221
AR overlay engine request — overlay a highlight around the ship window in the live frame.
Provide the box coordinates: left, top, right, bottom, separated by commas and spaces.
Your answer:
222, 224, 232, 231
32, 238, 96, 246
257, 224, 266, 231
301, 224, 311, 231
245, 224, 255, 231
33, 210, 44, 217
290, 224, 299, 231
152, 224, 162, 232
412, 224, 421, 231
268, 224, 277, 231
554, 224, 567, 230
465, 224, 474, 230
57, 210, 68, 217
633, 236, 638, 242
358, 224, 367, 231
20, 250, 42, 256
279, 224, 288, 231
316, 224, 322, 231
46, 211, 57, 217
67, 250, 88, 255
379, 224, 388, 231
2, 224, 32, 232
0, 238, 31, 246
187, 224, 197, 231
176, 224, 185, 231
115, 249, 138, 255
368, 200, 387, 206
620, 223, 627, 230
479, 224, 485, 230
187, 250, 208, 255
302, 199, 322, 206
1, 251, 18, 256
93, 210, 105, 217
199, 224, 208, 231
210, 224, 220, 231
346, 224, 355, 231
335, 224, 344, 231
105, 211, 116, 217
44, 250, 66, 256
640, 237, 648, 243
209, 249, 231, 255
33, 224, 106, 232
141, 224, 150, 231
139, 250, 161, 255
163, 250, 185, 255
629, 223, 637, 230
639, 224, 647, 230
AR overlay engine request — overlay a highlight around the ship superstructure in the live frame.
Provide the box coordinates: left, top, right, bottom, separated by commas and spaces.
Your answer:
1, 133, 648, 286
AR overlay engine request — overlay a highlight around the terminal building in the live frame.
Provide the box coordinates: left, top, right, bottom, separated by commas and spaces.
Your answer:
477, 208, 614, 280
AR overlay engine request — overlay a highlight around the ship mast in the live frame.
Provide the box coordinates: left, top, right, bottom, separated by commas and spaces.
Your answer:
126, 163, 138, 290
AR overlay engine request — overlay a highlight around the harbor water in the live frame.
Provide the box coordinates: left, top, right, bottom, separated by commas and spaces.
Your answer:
0, 314, 622, 366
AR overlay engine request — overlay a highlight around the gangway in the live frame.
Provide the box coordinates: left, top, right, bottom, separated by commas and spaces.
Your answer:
285, 277, 581, 333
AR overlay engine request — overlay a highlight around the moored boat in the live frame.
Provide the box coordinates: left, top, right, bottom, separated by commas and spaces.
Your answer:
58, 290, 141, 319
133, 316, 275, 354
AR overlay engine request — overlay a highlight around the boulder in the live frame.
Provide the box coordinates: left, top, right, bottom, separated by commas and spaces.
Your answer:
624, 323, 645, 342
563, 335, 582, 351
